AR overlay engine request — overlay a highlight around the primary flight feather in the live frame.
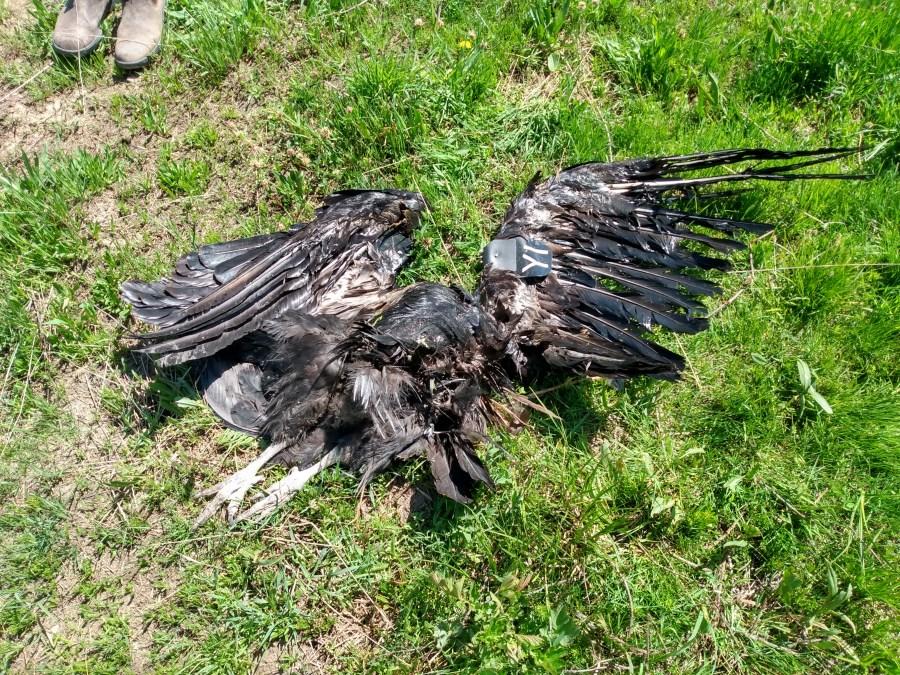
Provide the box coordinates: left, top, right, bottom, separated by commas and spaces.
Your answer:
120, 147, 861, 526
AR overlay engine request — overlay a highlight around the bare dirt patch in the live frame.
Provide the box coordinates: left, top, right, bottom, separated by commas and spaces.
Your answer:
12, 546, 170, 672
82, 189, 120, 243
0, 77, 143, 165
10, 562, 96, 673
253, 640, 325, 674
360, 477, 432, 524
0, 0, 34, 33
55, 365, 129, 466
9, 366, 175, 673
499, 35, 605, 105
314, 596, 394, 672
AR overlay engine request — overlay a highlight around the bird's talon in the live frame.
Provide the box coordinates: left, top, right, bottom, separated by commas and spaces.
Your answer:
191, 444, 288, 528
192, 467, 263, 528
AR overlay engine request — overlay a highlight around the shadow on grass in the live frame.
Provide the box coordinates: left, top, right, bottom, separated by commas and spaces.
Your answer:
113, 346, 199, 437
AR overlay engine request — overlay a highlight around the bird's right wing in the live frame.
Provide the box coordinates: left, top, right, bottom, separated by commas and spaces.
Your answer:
477, 147, 862, 381
121, 189, 426, 366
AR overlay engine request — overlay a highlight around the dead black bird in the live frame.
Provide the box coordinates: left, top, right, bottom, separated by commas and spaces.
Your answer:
121, 147, 860, 526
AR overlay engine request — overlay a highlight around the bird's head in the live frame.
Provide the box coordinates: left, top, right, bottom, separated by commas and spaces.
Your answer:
385, 190, 430, 234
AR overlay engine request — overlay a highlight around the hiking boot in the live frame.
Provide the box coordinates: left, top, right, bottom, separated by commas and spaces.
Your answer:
114, 0, 165, 70
51, 0, 113, 58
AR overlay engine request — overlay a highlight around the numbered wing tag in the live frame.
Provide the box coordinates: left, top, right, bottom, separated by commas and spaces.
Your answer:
482, 237, 553, 279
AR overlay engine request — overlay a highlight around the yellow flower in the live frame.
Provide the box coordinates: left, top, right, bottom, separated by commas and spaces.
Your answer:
457, 38, 473, 49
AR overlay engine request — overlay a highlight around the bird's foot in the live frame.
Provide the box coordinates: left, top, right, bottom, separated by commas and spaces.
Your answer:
192, 443, 285, 528
231, 448, 342, 524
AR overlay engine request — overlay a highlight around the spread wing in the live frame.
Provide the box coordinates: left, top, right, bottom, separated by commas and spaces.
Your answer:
122, 189, 426, 367
478, 147, 861, 380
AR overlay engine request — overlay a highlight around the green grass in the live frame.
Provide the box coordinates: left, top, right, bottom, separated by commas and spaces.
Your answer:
0, 0, 897, 672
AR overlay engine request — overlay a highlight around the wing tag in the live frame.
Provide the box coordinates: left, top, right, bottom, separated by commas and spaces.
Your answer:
482, 237, 552, 279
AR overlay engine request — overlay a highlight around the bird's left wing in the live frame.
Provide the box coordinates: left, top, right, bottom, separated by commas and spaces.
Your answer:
478, 147, 862, 381
122, 189, 426, 366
